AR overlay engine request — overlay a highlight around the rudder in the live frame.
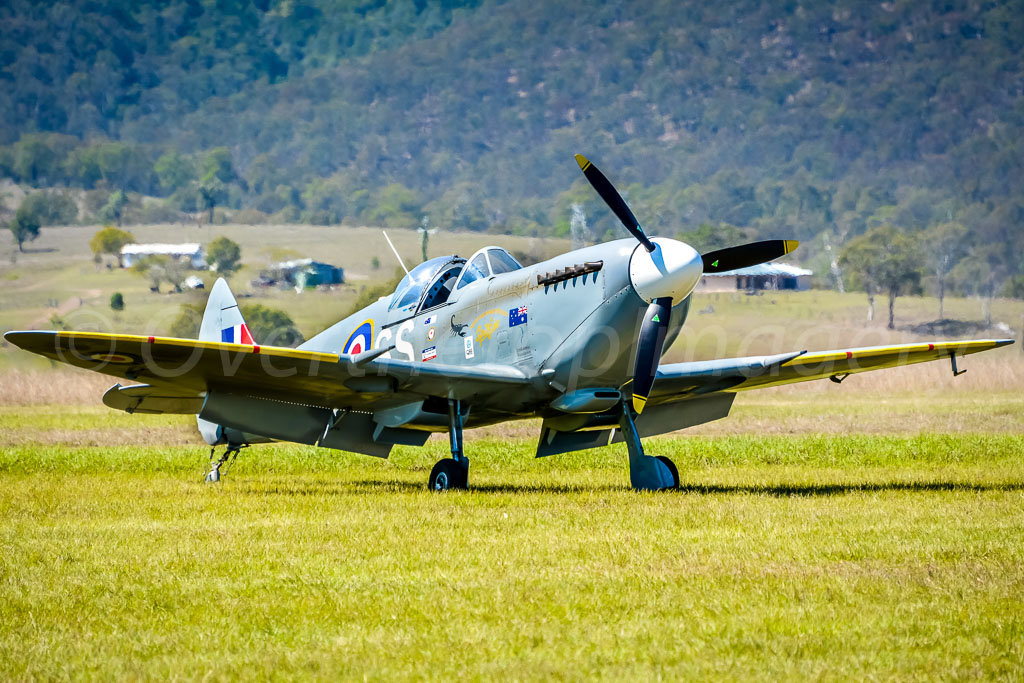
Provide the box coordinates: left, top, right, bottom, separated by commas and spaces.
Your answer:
198, 278, 254, 344
197, 277, 255, 445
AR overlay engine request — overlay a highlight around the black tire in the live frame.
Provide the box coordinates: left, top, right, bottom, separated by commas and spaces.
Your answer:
655, 455, 680, 489
428, 459, 467, 491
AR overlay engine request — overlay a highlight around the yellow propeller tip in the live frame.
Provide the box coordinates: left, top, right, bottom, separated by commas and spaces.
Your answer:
574, 154, 591, 170
784, 240, 799, 254
632, 395, 647, 414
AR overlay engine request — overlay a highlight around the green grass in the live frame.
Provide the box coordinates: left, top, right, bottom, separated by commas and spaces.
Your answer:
1, 430, 1023, 679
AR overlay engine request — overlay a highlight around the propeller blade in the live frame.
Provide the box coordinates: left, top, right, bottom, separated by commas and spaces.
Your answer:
701, 240, 799, 274
632, 297, 672, 414
575, 154, 656, 253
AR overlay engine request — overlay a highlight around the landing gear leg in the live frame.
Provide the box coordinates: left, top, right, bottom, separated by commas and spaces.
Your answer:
428, 399, 469, 491
205, 444, 244, 483
618, 404, 678, 491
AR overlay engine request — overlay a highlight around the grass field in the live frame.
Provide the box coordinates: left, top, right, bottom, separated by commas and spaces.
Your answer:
1, 372, 1022, 679
1, 426, 1022, 679
2, 223, 1023, 678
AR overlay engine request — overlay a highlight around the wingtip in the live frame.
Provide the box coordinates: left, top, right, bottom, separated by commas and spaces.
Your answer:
2, 329, 55, 351
574, 154, 591, 171
993, 339, 1015, 347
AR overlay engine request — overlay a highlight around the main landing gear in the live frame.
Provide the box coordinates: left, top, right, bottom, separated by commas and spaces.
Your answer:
619, 404, 679, 491
428, 398, 469, 491
205, 444, 245, 483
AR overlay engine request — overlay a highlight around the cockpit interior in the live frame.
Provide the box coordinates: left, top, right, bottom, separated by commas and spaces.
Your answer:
387, 247, 523, 318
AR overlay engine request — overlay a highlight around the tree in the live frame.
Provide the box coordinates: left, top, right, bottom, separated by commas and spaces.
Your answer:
840, 226, 922, 330
169, 304, 204, 338
239, 304, 304, 346
154, 152, 196, 195
9, 205, 40, 251
110, 292, 125, 311
199, 178, 227, 224
99, 190, 129, 226
198, 148, 238, 223
17, 191, 78, 226
921, 222, 968, 319
97, 142, 153, 193
207, 236, 242, 275
90, 226, 136, 266
134, 255, 186, 293
201, 147, 237, 185
953, 244, 1009, 327
12, 135, 58, 184
418, 216, 437, 262
368, 183, 421, 228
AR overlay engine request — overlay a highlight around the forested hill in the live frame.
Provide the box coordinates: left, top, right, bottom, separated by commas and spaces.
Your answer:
1, 0, 1022, 291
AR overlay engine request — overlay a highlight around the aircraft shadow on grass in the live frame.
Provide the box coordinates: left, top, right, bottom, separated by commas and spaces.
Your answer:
231, 479, 1024, 498
674, 481, 1024, 497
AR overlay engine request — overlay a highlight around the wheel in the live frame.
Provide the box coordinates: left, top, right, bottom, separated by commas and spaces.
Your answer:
428, 458, 467, 491
655, 455, 679, 489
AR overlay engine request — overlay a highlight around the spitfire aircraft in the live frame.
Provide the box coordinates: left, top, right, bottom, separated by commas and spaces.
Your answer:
4, 156, 1013, 490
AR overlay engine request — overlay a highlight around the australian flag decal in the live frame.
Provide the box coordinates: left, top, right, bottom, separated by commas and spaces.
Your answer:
509, 305, 528, 327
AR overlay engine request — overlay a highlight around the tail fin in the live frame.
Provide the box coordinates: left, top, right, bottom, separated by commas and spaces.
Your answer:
198, 278, 254, 344
197, 278, 254, 446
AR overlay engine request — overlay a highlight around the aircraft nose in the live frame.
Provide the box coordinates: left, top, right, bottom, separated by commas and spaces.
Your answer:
628, 237, 704, 303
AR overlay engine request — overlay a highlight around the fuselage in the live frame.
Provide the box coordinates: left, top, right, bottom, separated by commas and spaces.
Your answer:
299, 238, 698, 428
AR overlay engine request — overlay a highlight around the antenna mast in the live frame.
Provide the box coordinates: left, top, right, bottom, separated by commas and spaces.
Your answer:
382, 230, 409, 275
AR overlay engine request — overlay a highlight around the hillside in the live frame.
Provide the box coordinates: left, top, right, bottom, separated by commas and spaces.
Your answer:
1, 0, 1022, 293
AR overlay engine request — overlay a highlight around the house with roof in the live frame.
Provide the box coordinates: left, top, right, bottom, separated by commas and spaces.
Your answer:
120, 243, 206, 269
697, 262, 813, 292
256, 258, 344, 291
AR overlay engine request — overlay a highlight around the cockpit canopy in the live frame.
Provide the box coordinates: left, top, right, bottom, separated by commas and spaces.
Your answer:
388, 255, 465, 313
387, 247, 523, 315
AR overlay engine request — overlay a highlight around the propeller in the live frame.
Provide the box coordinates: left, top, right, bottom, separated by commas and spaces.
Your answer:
574, 154, 798, 414
631, 297, 672, 413
574, 154, 673, 413
702, 240, 799, 274
575, 154, 656, 252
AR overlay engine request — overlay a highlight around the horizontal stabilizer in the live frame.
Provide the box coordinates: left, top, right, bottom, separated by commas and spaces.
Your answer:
102, 383, 205, 414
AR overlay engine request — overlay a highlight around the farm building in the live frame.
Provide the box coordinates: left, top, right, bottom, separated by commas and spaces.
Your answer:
697, 262, 813, 292
258, 258, 344, 290
121, 243, 206, 269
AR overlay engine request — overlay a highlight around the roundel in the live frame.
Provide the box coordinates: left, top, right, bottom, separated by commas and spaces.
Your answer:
342, 320, 374, 354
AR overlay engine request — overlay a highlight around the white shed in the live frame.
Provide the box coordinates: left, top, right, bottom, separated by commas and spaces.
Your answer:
121, 243, 206, 269
697, 262, 813, 292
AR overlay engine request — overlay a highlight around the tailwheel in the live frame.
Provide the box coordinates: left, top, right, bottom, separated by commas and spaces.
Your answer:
428, 458, 468, 491
655, 455, 680, 489
205, 445, 245, 483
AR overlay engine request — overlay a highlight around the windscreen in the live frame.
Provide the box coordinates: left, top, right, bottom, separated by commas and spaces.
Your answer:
457, 252, 490, 290
487, 248, 523, 274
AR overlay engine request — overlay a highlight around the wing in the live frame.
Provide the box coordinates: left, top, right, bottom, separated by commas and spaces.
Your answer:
4, 330, 531, 413
650, 339, 1013, 403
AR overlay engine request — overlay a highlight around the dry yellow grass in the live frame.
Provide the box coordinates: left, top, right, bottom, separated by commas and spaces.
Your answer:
0, 367, 115, 405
